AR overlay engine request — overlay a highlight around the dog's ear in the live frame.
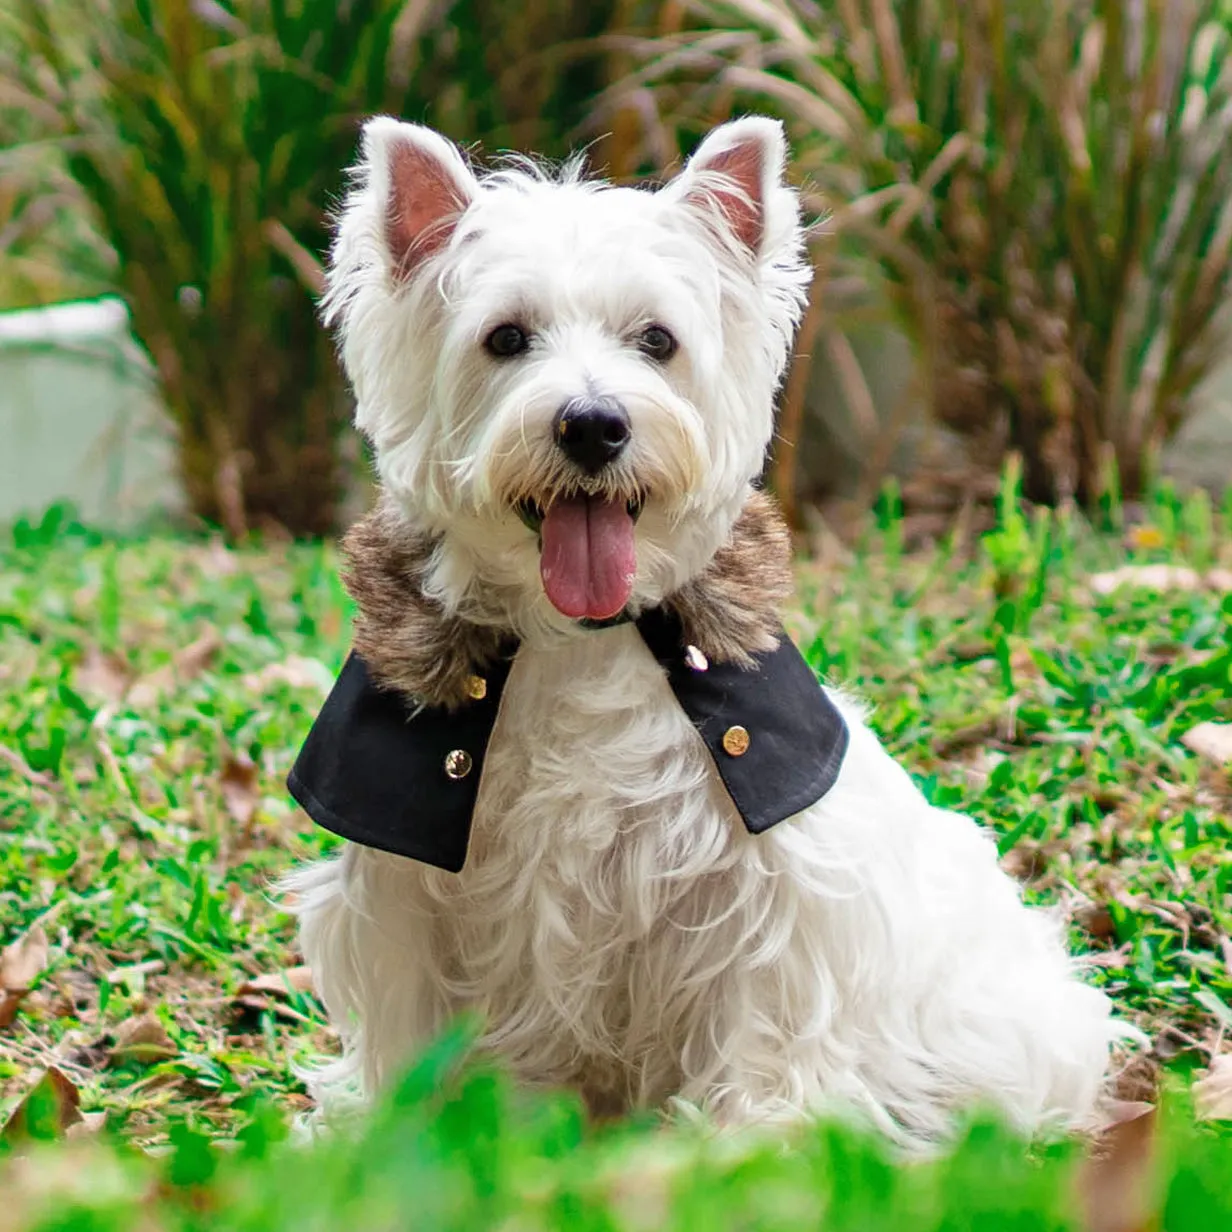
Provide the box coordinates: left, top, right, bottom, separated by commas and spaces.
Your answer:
360, 117, 478, 280
671, 117, 793, 259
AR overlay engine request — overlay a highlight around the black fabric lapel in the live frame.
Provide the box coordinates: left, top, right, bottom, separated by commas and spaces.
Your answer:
635, 608, 849, 835
288, 614, 848, 871
287, 650, 515, 873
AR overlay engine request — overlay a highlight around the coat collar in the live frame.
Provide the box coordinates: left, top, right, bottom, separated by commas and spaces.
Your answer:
288, 606, 848, 873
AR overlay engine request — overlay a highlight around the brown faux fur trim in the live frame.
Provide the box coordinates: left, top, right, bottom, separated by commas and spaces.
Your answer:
341, 501, 509, 710
662, 490, 792, 668
341, 489, 793, 706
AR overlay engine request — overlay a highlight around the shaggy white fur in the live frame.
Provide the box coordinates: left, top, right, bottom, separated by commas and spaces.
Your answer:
287, 115, 1128, 1148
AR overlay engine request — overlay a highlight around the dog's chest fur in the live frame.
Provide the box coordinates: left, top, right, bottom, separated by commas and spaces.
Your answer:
317, 493, 809, 1106
408, 622, 754, 1100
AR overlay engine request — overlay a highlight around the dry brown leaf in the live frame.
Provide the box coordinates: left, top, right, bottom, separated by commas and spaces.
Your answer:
0, 925, 49, 1029
1194, 1055, 1232, 1121
124, 667, 173, 709
127, 628, 223, 708
1, 1067, 82, 1141
237, 965, 315, 999
220, 753, 260, 825
1181, 721, 1232, 765
104, 958, 165, 986
174, 628, 223, 679
242, 655, 332, 696
1099, 1099, 1156, 1127
233, 965, 316, 1021
1078, 1104, 1158, 1232
1075, 905, 1117, 942
73, 648, 131, 703
1089, 564, 1232, 596
108, 1012, 176, 1065
65, 1109, 108, 1139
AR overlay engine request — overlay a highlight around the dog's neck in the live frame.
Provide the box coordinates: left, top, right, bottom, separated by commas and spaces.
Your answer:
341, 490, 793, 710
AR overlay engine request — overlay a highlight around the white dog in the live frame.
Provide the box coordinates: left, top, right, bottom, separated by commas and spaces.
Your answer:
285, 115, 1126, 1149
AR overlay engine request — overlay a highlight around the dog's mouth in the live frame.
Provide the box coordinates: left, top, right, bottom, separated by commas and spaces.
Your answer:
516, 494, 643, 622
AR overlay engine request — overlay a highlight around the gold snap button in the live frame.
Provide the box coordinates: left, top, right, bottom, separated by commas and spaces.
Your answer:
721, 725, 750, 757
444, 749, 473, 780
684, 645, 709, 672
465, 674, 487, 700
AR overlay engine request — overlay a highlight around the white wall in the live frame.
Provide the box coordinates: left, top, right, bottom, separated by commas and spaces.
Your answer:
0, 298, 184, 530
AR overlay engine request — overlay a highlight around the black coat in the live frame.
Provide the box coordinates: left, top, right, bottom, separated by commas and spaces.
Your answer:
289, 608, 848, 873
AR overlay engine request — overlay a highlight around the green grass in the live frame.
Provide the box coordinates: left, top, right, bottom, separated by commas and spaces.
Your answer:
4, 1019, 1228, 1231
0, 505, 350, 1142
1, 480, 1231, 1223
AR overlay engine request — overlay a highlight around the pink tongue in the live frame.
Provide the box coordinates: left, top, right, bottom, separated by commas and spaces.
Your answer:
540, 495, 636, 620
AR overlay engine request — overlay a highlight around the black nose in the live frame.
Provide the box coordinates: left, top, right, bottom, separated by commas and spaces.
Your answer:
553, 397, 631, 475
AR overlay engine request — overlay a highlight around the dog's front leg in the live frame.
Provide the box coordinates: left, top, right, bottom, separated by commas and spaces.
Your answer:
285, 844, 450, 1118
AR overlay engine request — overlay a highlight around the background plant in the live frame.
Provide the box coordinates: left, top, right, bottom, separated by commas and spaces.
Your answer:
620, 0, 1232, 511
0, 0, 618, 538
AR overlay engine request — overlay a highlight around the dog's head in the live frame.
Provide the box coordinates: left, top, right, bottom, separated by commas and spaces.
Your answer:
325, 117, 809, 635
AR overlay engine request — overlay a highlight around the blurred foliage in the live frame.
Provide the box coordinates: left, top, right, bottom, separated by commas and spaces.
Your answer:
7, 0, 1232, 528
3, 1017, 1232, 1230
0, 22, 109, 310
625, 0, 1232, 509
0, 0, 617, 538
0, 162, 108, 310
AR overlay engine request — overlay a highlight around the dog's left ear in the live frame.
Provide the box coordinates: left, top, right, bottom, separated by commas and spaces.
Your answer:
670, 117, 793, 260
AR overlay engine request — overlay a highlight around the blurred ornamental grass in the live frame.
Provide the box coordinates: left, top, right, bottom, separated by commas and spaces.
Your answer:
621, 0, 1232, 509
1, 0, 616, 538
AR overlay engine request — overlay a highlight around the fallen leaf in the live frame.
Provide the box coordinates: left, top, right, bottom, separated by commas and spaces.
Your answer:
65, 1109, 108, 1139
125, 667, 174, 708
220, 753, 260, 825
0, 924, 49, 1028
232, 965, 316, 1021
1194, 1055, 1232, 1121
1076, 905, 1117, 942
242, 655, 333, 696
73, 648, 131, 704
236, 965, 315, 999
66, 1034, 113, 1071
127, 629, 223, 707
108, 1012, 176, 1065
104, 958, 165, 986
1181, 721, 1232, 765
173, 628, 223, 679
1109, 1053, 1160, 1108
1089, 564, 1232, 596
1100, 1099, 1156, 1127
1, 1067, 81, 1141
1078, 1104, 1158, 1232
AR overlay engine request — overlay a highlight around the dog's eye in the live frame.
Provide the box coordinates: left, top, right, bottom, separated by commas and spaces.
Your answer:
485, 324, 530, 358
638, 324, 677, 363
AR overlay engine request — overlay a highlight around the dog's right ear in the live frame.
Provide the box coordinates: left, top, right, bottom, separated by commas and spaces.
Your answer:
360, 117, 478, 280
